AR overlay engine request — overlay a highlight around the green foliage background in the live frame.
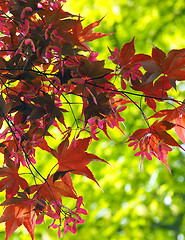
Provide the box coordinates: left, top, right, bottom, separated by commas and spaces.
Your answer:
2, 0, 185, 239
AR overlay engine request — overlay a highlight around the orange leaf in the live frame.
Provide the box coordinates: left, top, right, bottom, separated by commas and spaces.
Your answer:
175, 114, 185, 144
0, 196, 35, 240
29, 173, 77, 202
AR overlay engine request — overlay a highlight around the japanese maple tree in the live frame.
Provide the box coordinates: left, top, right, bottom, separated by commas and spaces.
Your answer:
0, 0, 185, 239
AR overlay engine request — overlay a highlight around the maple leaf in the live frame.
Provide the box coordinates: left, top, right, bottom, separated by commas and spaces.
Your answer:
131, 75, 172, 111
174, 114, 185, 144
81, 93, 129, 140
72, 16, 113, 50
9, 96, 34, 124
127, 120, 184, 173
51, 137, 107, 186
29, 173, 77, 203
0, 194, 35, 240
72, 57, 114, 102
108, 37, 151, 89
77, 58, 112, 80
141, 45, 185, 88
84, 92, 112, 124
149, 102, 185, 144
30, 92, 68, 135
0, 158, 29, 198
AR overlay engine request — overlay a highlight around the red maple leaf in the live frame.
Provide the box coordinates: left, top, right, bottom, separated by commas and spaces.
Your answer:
0, 158, 29, 198
108, 37, 150, 89
141, 46, 185, 88
127, 120, 184, 173
29, 173, 77, 203
131, 75, 172, 111
0, 194, 35, 240
149, 102, 185, 144
174, 114, 185, 144
51, 137, 108, 186
72, 16, 113, 50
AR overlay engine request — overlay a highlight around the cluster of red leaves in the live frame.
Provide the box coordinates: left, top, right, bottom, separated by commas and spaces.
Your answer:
108, 39, 185, 172
0, 0, 185, 239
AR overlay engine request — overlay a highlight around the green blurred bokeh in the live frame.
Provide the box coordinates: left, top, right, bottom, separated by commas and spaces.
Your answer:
2, 0, 185, 239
